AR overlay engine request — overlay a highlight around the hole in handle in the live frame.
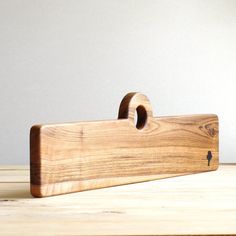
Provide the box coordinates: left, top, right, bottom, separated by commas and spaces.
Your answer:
135, 105, 147, 129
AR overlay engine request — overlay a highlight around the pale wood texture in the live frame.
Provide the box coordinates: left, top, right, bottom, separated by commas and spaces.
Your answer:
0, 165, 236, 235
30, 92, 219, 197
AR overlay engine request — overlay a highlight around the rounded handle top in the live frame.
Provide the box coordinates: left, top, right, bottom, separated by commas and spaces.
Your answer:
118, 92, 153, 130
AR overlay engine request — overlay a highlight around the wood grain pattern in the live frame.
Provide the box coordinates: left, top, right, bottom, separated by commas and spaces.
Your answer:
1, 165, 235, 236
30, 92, 219, 197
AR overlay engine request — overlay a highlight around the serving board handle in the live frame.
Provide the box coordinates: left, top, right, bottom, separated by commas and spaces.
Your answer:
118, 92, 153, 130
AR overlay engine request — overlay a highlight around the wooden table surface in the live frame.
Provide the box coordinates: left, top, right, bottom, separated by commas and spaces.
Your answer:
0, 164, 236, 235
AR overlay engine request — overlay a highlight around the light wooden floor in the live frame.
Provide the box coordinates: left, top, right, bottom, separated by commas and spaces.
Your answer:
0, 164, 236, 235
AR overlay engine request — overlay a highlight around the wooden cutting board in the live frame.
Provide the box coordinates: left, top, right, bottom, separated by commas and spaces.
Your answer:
30, 92, 219, 197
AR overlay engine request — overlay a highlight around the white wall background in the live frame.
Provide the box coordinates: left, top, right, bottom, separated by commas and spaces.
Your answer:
0, 0, 235, 164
